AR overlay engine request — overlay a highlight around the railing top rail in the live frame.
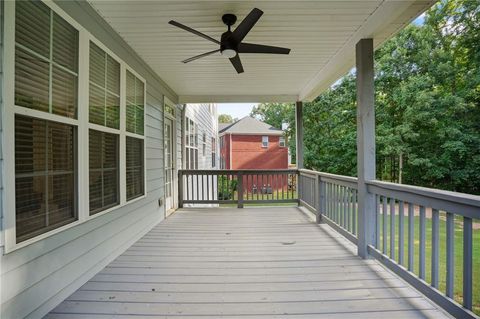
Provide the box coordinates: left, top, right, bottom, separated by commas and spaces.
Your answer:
179, 169, 299, 174
367, 180, 480, 219
299, 169, 358, 183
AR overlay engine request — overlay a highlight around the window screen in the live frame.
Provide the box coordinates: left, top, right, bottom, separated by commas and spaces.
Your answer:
89, 130, 119, 214
89, 42, 120, 129
126, 137, 145, 200
126, 71, 144, 135
15, 1, 78, 118
15, 115, 76, 242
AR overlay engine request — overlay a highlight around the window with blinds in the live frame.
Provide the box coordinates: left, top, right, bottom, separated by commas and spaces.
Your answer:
126, 70, 145, 135
15, 115, 76, 242
14, 1, 78, 243
89, 42, 120, 129
126, 137, 145, 200
185, 117, 198, 169
15, 0, 78, 118
89, 130, 119, 214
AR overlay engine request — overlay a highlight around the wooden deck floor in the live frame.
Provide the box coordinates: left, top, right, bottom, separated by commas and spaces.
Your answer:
47, 207, 451, 318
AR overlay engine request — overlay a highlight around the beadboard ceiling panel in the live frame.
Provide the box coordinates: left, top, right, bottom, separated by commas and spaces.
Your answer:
88, 0, 436, 102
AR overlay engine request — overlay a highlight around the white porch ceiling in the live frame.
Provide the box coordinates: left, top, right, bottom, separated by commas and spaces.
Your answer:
88, 0, 435, 103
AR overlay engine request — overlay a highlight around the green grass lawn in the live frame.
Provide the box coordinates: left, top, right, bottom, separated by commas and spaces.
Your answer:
378, 213, 480, 315
219, 190, 298, 208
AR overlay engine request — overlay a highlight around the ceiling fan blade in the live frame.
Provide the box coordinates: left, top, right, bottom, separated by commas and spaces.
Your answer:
182, 49, 221, 63
169, 20, 220, 45
231, 8, 263, 44
229, 54, 244, 74
238, 43, 290, 54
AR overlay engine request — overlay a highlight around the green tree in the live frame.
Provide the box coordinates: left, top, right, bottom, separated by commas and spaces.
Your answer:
218, 114, 234, 123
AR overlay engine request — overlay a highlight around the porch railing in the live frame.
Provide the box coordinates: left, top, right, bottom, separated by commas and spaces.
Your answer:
178, 169, 298, 208
297, 168, 479, 319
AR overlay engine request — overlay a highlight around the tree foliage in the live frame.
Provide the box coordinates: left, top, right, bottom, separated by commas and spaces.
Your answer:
218, 114, 235, 123
250, 0, 480, 194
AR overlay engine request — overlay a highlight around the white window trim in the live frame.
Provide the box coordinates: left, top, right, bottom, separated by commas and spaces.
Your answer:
262, 136, 269, 148
3, 0, 147, 253
185, 116, 198, 169
279, 136, 286, 147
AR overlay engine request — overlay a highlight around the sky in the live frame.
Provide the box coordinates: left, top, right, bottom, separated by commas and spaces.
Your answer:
217, 103, 258, 119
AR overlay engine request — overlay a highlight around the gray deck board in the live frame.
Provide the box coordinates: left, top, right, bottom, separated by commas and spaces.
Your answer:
46, 207, 451, 319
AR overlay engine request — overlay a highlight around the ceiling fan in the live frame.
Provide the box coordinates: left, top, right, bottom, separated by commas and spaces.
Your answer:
168, 8, 291, 74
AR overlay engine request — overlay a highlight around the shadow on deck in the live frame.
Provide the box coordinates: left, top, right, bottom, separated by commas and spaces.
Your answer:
47, 207, 451, 318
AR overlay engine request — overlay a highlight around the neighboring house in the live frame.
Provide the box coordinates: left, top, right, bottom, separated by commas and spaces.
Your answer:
183, 104, 219, 205
183, 104, 218, 171
219, 117, 288, 194
219, 117, 288, 170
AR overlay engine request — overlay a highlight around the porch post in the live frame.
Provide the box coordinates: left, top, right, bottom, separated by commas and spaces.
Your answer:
356, 39, 376, 258
295, 101, 304, 169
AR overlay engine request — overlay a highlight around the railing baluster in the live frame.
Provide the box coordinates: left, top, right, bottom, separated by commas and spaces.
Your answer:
336, 184, 339, 224
419, 205, 426, 280
343, 186, 347, 229
463, 216, 473, 310
347, 188, 352, 232
352, 189, 357, 235
390, 197, 395, 260
431, 208, 439, 288
408, 202, 414, 272
196, 173, 199, 201
446, 212, 454, 298
383, 196, 388, 254
398, 201, 404, 265
375, 195, 380, 248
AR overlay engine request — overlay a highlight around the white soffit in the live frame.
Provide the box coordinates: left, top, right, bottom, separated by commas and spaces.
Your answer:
88, 0, 435, 103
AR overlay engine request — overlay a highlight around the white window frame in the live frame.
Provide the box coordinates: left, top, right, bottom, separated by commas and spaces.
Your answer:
2, 0, 147, 253
279, 136, 286, 147
262, 136, 269, 148
185, 116, 199, 170
124, 67, 147, 202
202, 132, 207, 157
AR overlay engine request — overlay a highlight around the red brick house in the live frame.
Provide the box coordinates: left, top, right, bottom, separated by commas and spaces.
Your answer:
219, 117, 288, 170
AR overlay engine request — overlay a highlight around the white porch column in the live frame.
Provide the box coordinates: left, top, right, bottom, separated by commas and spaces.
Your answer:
356, 39, 376, 258
295, 101, 304, 169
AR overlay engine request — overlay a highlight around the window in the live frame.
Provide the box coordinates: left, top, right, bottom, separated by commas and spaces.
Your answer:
211, 137, 216, 168
15, 115, 76, 242
89, 42, 120, 128
15, 1, 78, 118
164, 103, 175, 117
9, 1, 148, 248
185, 117, 198, 169
279, 136, 286, 147
89, 130, 119, 214
125, 71, 145, 200
14, 1, 78, 243
262, 136, 269, 148
88, 42, 121, 214
202, 132, 207, 156
126, 70, 145, 135
126, 137, 145, 200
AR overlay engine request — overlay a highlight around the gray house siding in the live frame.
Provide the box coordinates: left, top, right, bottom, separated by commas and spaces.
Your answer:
0, 1, 178, 318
